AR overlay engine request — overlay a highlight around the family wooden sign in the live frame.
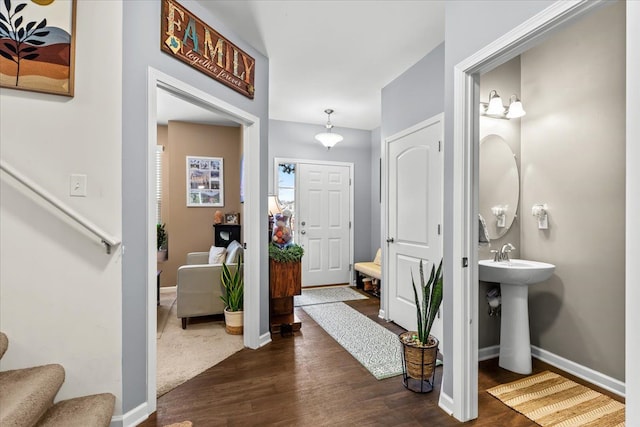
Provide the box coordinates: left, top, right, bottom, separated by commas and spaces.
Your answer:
160, 0, 255, 99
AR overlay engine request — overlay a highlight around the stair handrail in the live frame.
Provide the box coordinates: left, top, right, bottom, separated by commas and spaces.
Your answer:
0, 159, 121, 254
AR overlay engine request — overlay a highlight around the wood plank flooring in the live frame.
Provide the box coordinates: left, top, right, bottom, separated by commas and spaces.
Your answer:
140, 292, 623, 426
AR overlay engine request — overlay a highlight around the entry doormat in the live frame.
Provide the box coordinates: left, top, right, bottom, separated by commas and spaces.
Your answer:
294, 285, 368, 307
487, 371, 625, 426
302, 302, 403, 379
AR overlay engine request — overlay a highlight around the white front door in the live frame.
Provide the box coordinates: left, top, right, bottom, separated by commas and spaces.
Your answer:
386, 117, 443, 343
297, 163, 351, 286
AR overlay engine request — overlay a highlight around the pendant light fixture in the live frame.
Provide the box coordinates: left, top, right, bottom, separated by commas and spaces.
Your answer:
315, 109, 343, 149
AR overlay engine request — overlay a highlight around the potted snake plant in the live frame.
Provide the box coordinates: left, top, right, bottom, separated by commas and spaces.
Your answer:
220, 254, 243, 334
399, 258, 443, 392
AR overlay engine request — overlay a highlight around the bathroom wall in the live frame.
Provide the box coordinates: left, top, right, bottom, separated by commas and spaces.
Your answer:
478, 56, 522, 348
521, 1, 625, 381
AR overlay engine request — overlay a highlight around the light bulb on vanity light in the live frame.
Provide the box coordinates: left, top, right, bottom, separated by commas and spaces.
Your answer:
486, 90, 505, 115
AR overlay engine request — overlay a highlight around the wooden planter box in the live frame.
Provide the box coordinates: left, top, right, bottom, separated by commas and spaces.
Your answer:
269, 259, 302, 334
269, 260, 301, 298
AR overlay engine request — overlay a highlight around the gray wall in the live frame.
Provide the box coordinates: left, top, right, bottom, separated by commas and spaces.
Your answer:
381, 43, 445, 140
268, 120, 373, 263
478, 56, 522, 349
122, 0, 269, 414
370, 127, 382, 258
521, 1, 625, 381
442, 0, 557, 399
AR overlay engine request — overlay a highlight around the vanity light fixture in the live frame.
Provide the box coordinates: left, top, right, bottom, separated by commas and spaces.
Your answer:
315, 109, 343, 149
480, 90, 526, 120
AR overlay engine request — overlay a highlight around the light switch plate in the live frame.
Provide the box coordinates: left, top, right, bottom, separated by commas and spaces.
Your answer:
70, 174, 87, 197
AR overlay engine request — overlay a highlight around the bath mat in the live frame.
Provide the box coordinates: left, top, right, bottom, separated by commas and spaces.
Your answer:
487, 371, 625, 426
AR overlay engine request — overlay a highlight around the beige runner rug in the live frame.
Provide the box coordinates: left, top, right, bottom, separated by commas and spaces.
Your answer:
487, 371, 625, 427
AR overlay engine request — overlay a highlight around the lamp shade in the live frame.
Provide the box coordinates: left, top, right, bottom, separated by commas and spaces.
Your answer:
315, 132, 344, 149
268, 194, 282, 216
506, 98, 526, 118
486, 90, 505, 115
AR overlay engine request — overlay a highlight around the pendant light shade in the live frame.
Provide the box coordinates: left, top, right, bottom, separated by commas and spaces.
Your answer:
315, 109, 343, 149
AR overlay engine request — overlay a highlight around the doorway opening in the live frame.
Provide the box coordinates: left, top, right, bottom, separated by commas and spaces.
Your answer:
146, 68, 264, 413
273, 157, 354, 288
449, 1, 631, 422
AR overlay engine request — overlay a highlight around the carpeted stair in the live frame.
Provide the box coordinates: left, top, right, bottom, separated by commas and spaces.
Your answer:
0, 332, 115, 427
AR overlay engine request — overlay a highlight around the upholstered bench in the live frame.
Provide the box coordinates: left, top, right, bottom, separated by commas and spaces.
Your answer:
354, 248, 381, 293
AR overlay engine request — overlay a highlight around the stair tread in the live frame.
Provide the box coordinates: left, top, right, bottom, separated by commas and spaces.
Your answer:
0, 364, 65, 427
36, 393, 115, 427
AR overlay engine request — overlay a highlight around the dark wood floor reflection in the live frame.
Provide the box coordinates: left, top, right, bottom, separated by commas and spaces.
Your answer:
140, 292, 622, 426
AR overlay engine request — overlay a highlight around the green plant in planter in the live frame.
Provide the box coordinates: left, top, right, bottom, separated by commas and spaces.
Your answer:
268, 243, 304, 263
411, 258, 443, 346
220, 254, 243, 312
156, 223, 168, 251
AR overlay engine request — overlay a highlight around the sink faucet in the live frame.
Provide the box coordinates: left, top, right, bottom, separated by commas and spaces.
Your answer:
491, 243, 515, 262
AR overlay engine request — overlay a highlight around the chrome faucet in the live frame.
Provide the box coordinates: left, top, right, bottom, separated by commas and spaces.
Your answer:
491, 243, 515, 262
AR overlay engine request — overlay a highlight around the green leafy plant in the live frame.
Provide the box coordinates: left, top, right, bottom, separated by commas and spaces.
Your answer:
220, 254, 243, 312
269, 243, 304, 263
156, 223, 167, 251
411, 258, 443, 346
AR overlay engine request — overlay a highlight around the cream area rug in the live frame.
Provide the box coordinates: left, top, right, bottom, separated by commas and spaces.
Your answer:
487, 371, 625, 426
157, 288, 244, 397
302, 302, 403, 379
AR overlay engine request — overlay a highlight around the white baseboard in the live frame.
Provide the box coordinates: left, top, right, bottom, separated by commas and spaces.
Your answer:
477, 345, 625, 397
438, 390, 454, 416
258, 331, 272, 347
531, 345, 625, 397
110, 402, 149, 427
378, 309, 385, 319
159, 285, 176, 292
478, 345, 500, 361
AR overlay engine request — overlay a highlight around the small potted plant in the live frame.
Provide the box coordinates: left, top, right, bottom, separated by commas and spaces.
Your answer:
220, 254, 243, 334
157, 223, 168, 262
399, 258, 443, 393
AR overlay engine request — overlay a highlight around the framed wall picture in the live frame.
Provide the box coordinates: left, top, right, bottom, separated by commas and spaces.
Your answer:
0, 0, 77, 96
186, 156, 224, 207
225, 212, 240, 224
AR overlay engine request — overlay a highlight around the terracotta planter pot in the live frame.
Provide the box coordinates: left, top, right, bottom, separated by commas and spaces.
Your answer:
224, 308, 244, 335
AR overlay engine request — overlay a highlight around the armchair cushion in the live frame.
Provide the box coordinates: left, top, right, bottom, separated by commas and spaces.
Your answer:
208, 246, 227, 264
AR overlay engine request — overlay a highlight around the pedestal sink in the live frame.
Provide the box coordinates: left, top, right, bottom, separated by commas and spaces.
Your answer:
479, 259, 555, 374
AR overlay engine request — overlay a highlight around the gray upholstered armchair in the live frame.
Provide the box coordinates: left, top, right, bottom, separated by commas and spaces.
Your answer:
176, 241, 243, 329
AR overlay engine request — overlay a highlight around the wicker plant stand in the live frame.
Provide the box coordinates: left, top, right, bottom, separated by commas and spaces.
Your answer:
400, 331, 439, 393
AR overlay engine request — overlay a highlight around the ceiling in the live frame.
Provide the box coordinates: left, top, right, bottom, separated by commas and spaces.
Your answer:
159, 1, 445, 131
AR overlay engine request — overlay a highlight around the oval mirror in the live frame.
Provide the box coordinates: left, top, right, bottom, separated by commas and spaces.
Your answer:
479, 134, 519, 239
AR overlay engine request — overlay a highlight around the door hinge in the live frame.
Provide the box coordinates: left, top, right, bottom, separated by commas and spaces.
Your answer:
462, 257, 469, 268
349, 264, 352, 271
349, 221, 352, 229
437, 224, 441, 235
438, 140, 442, 152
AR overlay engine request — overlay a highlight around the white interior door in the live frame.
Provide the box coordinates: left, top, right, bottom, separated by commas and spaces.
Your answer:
297, 163, 351, 287
386, 117, 443, 343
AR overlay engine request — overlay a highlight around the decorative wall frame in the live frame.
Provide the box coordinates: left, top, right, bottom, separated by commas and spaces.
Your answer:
0, 0, 76, 96
186, 156, 224, 207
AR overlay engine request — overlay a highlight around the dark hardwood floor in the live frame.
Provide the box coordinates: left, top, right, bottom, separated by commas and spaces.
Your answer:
141, 291, 623, 426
